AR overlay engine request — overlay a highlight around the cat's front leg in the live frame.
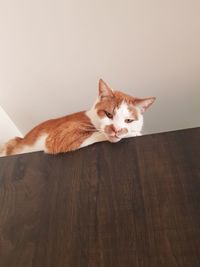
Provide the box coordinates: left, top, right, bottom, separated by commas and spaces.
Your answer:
135, 132, 142, 136
80, 132, 107, 148
125, 132, 142, 138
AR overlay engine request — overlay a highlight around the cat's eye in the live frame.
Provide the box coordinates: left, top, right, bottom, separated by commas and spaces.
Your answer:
125, 119, 134, 123
104, 111, 113, 119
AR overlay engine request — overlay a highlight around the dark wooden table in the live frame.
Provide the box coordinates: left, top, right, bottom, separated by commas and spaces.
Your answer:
0, 128, 200, 267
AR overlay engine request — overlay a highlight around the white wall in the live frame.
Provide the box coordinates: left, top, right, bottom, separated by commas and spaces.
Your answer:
0, 106, 22, 145
0, 0, 200, 136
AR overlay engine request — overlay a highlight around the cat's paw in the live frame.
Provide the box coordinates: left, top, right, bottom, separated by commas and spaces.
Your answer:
130, 132, 142, 137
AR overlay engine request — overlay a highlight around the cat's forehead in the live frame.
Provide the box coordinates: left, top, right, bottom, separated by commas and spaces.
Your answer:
115, 101, 138, 119
95, 91, 138, 119
115, 102, 131, 117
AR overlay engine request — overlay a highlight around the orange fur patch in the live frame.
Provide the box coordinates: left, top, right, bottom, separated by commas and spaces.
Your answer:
46, 112, 96, 154
4, 111, 96, 155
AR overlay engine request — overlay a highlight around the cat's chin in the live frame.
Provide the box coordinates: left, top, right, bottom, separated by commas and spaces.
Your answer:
107, 136, 121, 143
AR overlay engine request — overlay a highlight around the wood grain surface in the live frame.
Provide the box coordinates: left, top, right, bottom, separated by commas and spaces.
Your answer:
0, 128, 200, 267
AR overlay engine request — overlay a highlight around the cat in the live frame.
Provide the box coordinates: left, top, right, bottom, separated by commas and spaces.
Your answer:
0, 79, 155, 157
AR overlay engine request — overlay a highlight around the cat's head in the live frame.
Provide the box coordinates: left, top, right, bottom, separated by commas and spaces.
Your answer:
92, 79, 156, 143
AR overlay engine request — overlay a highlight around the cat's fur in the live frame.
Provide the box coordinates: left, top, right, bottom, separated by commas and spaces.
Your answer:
0, 79, 155, 157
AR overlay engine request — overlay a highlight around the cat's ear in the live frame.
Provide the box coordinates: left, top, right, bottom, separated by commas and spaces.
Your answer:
134, 97, 156, 114
99, 79, 114, 100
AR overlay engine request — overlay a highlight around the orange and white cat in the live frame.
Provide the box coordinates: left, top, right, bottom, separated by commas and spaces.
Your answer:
0, 79, 155, 157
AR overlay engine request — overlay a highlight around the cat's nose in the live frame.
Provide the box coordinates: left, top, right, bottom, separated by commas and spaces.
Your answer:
112, 126, 122, 133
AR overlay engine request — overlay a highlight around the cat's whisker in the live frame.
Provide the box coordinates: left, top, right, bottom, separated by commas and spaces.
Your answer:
78, 123, 103, 133
78, 127, 105, 134
81, 125, 104, 133
79, 129, 97, 132
78, 127, 98, 132
79, 123, 97, 128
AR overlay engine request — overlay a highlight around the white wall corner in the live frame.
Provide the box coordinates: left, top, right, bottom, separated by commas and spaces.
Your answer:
0, 105, 23, 146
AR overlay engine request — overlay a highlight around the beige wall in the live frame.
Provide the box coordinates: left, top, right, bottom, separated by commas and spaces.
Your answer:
0, 0, 200, 136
